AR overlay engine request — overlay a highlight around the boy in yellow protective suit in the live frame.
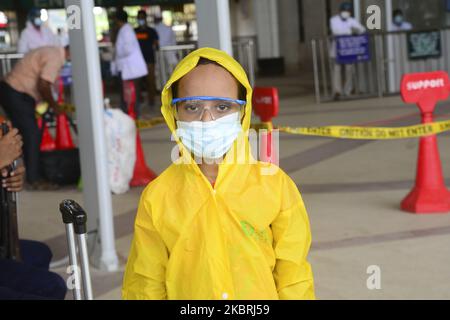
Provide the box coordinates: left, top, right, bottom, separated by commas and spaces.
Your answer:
122, 47, 315, 300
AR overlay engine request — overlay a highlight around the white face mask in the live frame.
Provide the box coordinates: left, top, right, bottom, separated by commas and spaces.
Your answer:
33, 18, 43, 27
138, 19, 146, 27
394, 15, 403, 25
340, 11, 351, 20
176, 112, 242, 160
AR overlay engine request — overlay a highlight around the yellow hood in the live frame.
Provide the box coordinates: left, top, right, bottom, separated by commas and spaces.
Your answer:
161, 47, 253, 133
160, 47, 254, 169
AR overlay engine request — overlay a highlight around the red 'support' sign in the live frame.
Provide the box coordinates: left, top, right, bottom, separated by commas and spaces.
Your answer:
401, 71, 450, 113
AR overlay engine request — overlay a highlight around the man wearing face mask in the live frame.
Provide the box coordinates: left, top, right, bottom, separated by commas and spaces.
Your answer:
112, 9, 148, 119
135, 10, 159, 113
391, 9, 412, 32
17, 8, 59, 54
122, 48, 315, 300
329, 2, 366, 99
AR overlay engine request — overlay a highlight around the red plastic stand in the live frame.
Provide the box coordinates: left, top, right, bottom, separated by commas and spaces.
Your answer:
252, 87, 280, 165
400, 71, 450, 213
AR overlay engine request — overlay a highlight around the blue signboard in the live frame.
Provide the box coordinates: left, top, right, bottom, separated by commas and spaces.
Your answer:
60, 62, 72, 86
335, 34, 371, 64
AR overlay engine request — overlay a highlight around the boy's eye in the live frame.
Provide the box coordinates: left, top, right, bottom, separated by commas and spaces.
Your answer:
215, 104, 231, 112
183, 104, 199, 112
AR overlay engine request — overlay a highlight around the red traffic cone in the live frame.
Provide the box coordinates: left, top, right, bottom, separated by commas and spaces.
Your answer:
39, 118, 57, 152
401, 128, 450, 213
55, 113, 75, 150
130, 132, 157, 187
123, 81, 157, 186
400, 72, 450, 213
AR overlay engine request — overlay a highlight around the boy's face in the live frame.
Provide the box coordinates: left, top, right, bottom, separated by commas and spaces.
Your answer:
177, 64, 239, 122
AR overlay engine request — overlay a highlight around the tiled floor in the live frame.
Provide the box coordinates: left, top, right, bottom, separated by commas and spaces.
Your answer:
16, 76, 450, 300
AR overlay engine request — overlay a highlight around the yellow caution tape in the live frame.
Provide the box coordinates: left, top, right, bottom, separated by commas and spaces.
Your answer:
35, 102, 76, 116
136, 117, 166, 129
132, 116, 450, 140
59, 103, 76, 113
251, 120, 450, 140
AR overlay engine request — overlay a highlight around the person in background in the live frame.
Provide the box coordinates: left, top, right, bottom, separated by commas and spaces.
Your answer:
0, 126, 67, 300
0, 46, 69, 190
391, 9, 413, 31
56, 28, 69, 47
135, 10, 159, 113
17, 8, 59, 54
112, 9, 148, 119
329, 2, 366, 99
154, 14, 178, 75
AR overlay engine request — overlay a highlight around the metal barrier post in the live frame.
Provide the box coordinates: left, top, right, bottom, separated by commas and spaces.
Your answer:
0, 55, 6, 78
318, 39, 329, 99
247, 40, 256, 87
312, 39, 321, 104
159, 50, 167, 88
374, 34, 384, 98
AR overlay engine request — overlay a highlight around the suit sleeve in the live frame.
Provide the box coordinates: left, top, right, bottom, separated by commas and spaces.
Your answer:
330, 17, 340, 35
122, 193, 169, 300
351, 19, 366, 34
272, 175, 315, 300
116, 27, 137, 59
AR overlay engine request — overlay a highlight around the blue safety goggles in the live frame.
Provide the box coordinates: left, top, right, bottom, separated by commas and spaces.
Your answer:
172, 96, 246, 121
172, 96, 246, 106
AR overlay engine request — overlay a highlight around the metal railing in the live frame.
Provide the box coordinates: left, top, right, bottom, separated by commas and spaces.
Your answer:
233, 36, 257, 87
1, 40, 257, 92
156, 39, 257, 89
156, 44, 197, 90
312, 34, 384, 103
0, 53, 24, 80
312, 28, 450, 103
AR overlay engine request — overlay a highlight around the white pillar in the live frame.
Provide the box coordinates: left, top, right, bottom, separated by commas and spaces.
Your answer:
254, 0, 280, 58
194, 0, 233, 56
65, 0, 118, 272
353, 0, 361, 22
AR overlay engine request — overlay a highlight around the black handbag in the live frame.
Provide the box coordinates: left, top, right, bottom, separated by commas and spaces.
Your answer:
40, 148, 81, 185
39, 112, 81, 185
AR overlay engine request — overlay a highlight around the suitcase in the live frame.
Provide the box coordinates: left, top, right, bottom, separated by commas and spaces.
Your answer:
59, 200, 93, 300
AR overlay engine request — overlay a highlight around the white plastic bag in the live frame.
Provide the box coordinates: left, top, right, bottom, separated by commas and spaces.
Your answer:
104, 108, 136, 194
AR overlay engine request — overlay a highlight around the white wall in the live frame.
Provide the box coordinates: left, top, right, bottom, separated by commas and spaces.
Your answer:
299, 0, 328, 71
278, 0, 301, 71
229, 0, 256, 37
228, 0, 328, 72
195, 0, 233, 55
254, 0, 280, 58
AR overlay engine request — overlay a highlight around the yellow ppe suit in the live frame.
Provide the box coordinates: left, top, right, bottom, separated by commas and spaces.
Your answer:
122, 47, 315, 300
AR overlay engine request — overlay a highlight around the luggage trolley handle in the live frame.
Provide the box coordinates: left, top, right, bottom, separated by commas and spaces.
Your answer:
59, 200, 94, 300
